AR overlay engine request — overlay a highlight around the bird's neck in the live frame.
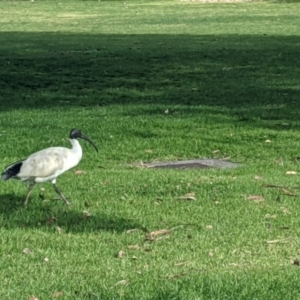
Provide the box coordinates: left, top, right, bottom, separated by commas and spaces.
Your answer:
70, 139, 83, 159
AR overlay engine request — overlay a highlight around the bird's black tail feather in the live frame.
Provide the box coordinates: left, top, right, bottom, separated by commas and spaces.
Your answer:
1, 160, 24, 180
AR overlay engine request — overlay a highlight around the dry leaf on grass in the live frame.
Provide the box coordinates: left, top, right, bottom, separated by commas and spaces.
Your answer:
280, 207, 291, 214
265, 139, 272, 143
44, 257, 49, 263
145, 149, 153, 153
23, 248, 33, 255
228, 263, 241, 267
178, 192, 196, 201
266, 239, 281, 244
149, 229, 171, 236
115, 280, 128, 286
146, 229, 172, 241
254, 175, 263, 180
82, 210, 92, 218
56, 226, 62, 234
155, 235, 171, 241
127, 245, 140, 250
117, 250, 126, 258
52, 291, 64, 298
221, 156, 231, 160
29, 297, 39, 300
266, 237, 290, 244
205, 225, 213, 230
286, 171, 297, 175
281, 188, 298, 196
126, 229, 139, 234
265, 214, 277, 219
246, 195, 264, 202
75, 170, 86, 175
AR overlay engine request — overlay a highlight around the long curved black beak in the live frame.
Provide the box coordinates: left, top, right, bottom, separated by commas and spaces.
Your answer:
79, 133, 98, 152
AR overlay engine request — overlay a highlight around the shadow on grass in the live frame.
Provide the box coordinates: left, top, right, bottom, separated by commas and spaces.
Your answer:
0, 32, 299, 124
57, 270, 300, 299
0, 194, 141, 233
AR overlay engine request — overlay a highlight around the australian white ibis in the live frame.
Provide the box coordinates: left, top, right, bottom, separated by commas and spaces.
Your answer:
1, 128, 98, 206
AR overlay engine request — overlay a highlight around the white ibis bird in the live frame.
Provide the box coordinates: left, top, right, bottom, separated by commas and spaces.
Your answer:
1, 128, 98, 206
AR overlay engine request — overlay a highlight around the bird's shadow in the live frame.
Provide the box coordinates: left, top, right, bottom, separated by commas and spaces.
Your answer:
0, 194, 142, 234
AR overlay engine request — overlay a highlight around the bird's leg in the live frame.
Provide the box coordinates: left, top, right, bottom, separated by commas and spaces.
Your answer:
24, 182, 36, 206
52, 180, 70, 206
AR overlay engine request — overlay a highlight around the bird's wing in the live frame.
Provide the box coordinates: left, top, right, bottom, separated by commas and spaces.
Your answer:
18, 147, 68, 179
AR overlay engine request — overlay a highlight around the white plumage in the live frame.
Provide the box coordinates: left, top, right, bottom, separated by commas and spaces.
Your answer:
1, 128, 98, 206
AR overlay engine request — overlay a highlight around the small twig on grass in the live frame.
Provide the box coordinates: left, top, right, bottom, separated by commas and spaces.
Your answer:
145, 223, 198, 242
263, 184, 300, 190
266, 237, 291, 244
263, 184, 299, 196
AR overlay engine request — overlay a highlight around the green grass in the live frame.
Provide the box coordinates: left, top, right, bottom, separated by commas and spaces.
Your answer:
1, 0, 300, 299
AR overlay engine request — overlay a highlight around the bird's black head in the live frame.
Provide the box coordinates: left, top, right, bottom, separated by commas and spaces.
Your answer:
69, 128, 98, 152
70, 128, 82, 139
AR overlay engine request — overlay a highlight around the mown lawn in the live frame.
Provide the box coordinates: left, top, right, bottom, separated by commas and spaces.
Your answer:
0, 1, 300, 299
